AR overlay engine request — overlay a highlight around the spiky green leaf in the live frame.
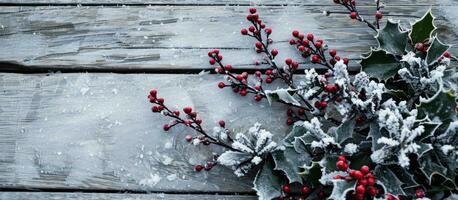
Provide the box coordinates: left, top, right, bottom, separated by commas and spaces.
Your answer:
426, 36, 451, 65
360, 49, 400, 81
410, 9, 436, 44
253, 158, 283, 200
376, 20, 409, 55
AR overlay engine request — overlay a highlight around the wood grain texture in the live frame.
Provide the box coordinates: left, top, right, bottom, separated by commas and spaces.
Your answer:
0, 73, 293, 192
0, 0, 448, 6
0, 192, 257, 200
0, 5, 456, 72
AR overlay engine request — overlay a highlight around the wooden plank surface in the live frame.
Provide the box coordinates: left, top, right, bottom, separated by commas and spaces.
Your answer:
0, 5, 457, 72
0, 73, 292, 192
0, 0, 448, 6
0, 192, 257, 200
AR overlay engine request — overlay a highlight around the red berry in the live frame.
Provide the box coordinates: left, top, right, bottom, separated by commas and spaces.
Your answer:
415, 43, 425, 51
218, 120, 225, 127
271, 49, 278, 57
314, 41, 322, 49
265, 70, 272, 76
286, 118, 294, 126
356, 185, 366, 194
416, 189, 425, 198
209, 58, 216, 65
338, 156, 346, 162
336, 160, 348, 171
241, 28, 248, 35
307, 33, 314, 41
444, 51, 451, 58
350, 12, 357, 19
325, 84, 336, 93
387, 194, 395, 200
298, 34, 304, 40
248, 26, 255, 32
277, 197, 284, 200
282, 185, 291, 193
255, 42, 263, 49
156, 98, 164, 104
265, 28, 272, 35
285, 58, 293, 65
301, 186, 311, 194
353, 171, 364, 180
292, 30, 300, 37
356, 116, 364, 124
320, 101, 328, 108
163, 124, 170, 131
265, 77, 273, 84
297, 46, 305, 52
150, 89, 157, 97
375, 11, 383, 20
367, 177, 375, 186
249, 8, 257, 14
359, 179, 367, 186
289, 39, 296, 45
240, 89, 247, 96
222, 65, 231, 72
255, 94, 263, 102
151, 106, 159, 112
185, 135, 193, 142
360, 165, 370, 174
311, 55, 320, 63
183, 107, 192, 114
343, 57, 349, 65
314, 101, 322, 109
329, 49, 337, 57
291, 62, 299, 69
298, 109, 305, 115
369, 187, 377, 196
173, 110, 180, 116
195, 164, 203, 172
218, 82, 225, 88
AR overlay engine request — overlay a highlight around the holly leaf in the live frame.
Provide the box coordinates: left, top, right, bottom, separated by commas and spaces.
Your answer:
417, 143, 433, 158
375, 165, 406, 196
368, 122, 383, 151
329, 180, 357, 200
426, 36, 451, 65
265, 88, 300, 106
299, 162, 322, 187
376, 20, 409, 55
253, 157, 282, 200
417, 90, 457, 123
334, 117, 356, 144
410, 9, 436, 44
284, 124, 307, 146
360, 49, 400, 81
272, 147, 310, 184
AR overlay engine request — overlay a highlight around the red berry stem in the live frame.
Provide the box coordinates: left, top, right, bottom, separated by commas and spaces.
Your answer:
148, 92, 239, 152
333, 0, 378, 32
375, 0, 382, 29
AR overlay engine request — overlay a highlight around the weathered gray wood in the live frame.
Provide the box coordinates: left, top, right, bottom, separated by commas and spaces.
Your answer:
0, 73, 293, 192
0, 5, 456, 72
0, 192, 257, 200
0, 0, 448, 6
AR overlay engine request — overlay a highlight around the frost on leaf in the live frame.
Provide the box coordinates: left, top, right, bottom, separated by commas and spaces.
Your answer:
217, 123, 281, 177
253, 158, 282, 200
265, 88, 301, 106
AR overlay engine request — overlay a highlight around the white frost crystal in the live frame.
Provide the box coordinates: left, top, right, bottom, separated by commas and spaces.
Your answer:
372, 100, 426, 167
344, 143, 359, 155
217, 123, 281, 177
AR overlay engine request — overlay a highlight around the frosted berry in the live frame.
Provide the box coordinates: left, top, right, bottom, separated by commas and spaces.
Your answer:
350, 12, 357, 19
195, 164, 203, 172
185, 135, 193, 142
282, 184, 291, 193
375, 11, 383, 20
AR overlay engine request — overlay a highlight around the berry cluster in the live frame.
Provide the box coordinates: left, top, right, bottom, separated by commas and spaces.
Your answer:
332, 0, 383, 31
277, 184, 324, 200
334, 156, 379, 200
